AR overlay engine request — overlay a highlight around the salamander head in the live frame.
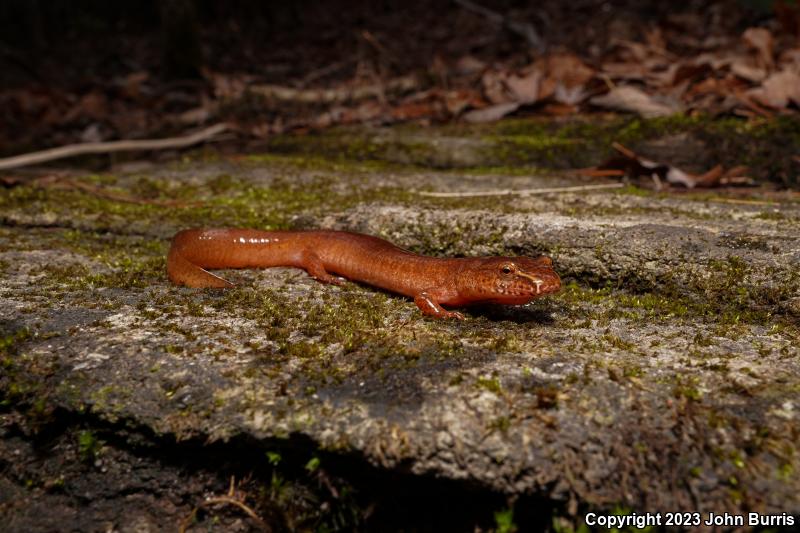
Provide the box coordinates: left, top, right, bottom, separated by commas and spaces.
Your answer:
458, 256, 561, 305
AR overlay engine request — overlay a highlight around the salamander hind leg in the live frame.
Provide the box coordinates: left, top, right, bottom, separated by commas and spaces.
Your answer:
414, 291, 465, 320
300, 250, 345, 285
167, 250, 234, 288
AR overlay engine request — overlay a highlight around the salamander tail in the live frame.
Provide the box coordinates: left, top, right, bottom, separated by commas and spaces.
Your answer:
167, 247, 234, 288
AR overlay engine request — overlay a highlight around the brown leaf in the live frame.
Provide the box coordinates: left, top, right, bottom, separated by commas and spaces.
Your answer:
118, 71, 150, 100
671, 62, 713, 86
601, 62, 647, 82
592, 143, 754, 189
553, 83, 588, 105
718, 166, 754, 186
543, 52, 595, 89
613, 40, 651, 62
179, 105, 215, 125
590, 86, 682, 117
454, 55, 487, 76
693, 52, 732, 71
62, 91, 109, 123
462, 102, 520, 123
505, 69, 542, 103
443, 89, 481, 116
481, 70, 511, 104
540, 102, 579, 115
692, 164, 724, 187
747, 69, 800, 108
391, 100, 436, 121
730, 57, 768, 82
742, 27, 775, 69
645, 27, 667, 53
781, 48, 800, 67
733, 89, 775, 118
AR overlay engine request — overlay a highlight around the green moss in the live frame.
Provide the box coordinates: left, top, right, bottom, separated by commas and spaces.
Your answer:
557, 249, 799, 333
778, 463, 794, 481
0, 327, 48, 409
601, 333, 636, 351
494, 507, 517, 533
253, 114, 800, 185
673, 376, 703, 402
476, 375, 503, 395
488, 416, 512, 433
0, 327, 32, 355
754, 210, 787, 221
29, 255, 165, 295
0, 175, 433, 238
77, 430, 103, 461
150, 284, 469, 388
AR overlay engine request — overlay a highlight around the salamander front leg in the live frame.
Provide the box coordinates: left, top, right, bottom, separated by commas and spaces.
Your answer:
414, 291, 465, 320
300, 251, 345, 285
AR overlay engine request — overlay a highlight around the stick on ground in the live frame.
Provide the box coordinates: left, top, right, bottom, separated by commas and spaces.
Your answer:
416, 183, 624, 197
0, 123, 228, 171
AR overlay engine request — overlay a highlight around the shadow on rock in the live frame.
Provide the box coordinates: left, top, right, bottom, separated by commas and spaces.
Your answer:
466, 304, 557, 324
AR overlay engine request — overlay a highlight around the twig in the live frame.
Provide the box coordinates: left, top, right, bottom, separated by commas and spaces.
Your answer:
454, 0, 544, 52
298, 59, 354, 88
577, 168, 626, 178
249, 75, 417, 104
708, 197, 776, 206
416, 183, 624, 197
611, 142, 638, 160
0, 123, 228, 171
179, 496, 271, 533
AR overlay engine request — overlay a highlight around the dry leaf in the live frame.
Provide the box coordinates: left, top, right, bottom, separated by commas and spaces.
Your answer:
645, 27, 667, 53
462, 102, 520, 123
179, 105, 214, 125
543, 52, 595, 88
80, 123, 106, 143
554, 83, 588, 105
454, 55, 487, 76
391, 100, 436, 120
748, 69, 800, 108
742, 27, 775, 69
614, 40, 651, 62
730, 58, 768, 82
443, 89, 480, 115
63, 91, 109, 123
601, 62, 647, 82
118, 71, 150, 100
481, 70, 511, 104
781, 48, 800, 67
588, 143, 754, 189
590, 86, 682, 117
505, 69, 542, 103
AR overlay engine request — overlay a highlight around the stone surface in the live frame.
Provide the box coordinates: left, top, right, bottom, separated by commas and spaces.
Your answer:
1, 132, 799, 530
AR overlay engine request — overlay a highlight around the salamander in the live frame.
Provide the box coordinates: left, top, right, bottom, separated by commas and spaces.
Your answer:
167, 228, 561, 319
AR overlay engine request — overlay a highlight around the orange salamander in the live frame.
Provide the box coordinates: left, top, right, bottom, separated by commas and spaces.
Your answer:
167, 228, 561, 319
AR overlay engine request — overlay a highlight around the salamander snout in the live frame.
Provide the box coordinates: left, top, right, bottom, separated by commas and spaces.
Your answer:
479, 256, 561, 305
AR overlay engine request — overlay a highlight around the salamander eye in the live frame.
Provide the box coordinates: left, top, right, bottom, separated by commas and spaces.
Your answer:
501, 265, 512, 274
